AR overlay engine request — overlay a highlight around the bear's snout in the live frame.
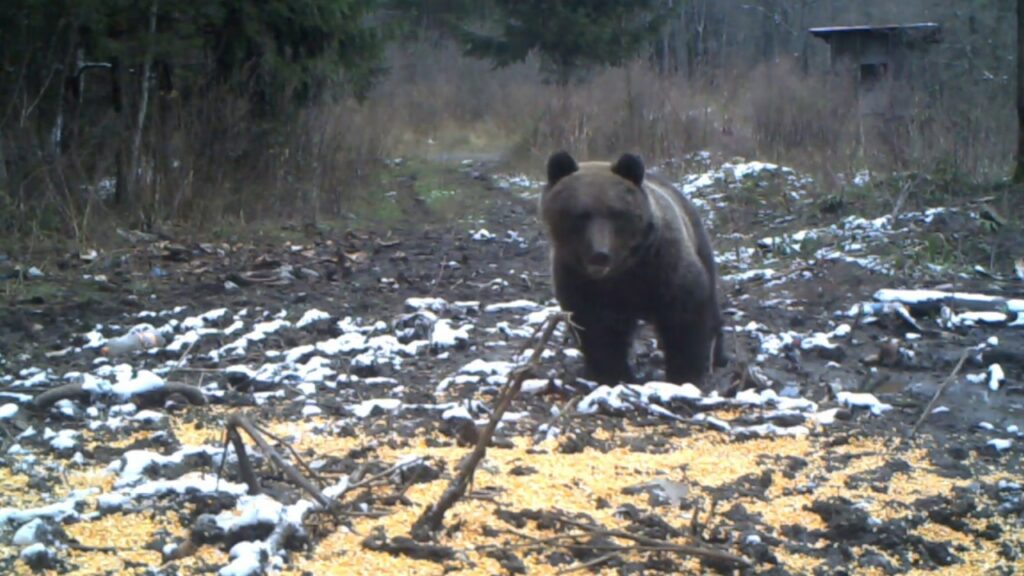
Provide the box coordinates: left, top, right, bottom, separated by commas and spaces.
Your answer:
584, 219, 614, 278
588, 251, 611, 267
586, 251, 612, 278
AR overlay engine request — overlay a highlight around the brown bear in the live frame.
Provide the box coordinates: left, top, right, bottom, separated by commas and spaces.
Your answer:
541, 151, 726, 388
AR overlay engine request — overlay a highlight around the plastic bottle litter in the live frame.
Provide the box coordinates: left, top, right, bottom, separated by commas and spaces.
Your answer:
100, 325, 166, 356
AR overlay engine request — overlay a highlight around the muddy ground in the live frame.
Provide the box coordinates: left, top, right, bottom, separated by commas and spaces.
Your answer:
0, 155, 1022, 575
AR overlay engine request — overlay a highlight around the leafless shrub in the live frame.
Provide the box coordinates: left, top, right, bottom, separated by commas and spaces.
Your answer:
3, 40, 1015, 245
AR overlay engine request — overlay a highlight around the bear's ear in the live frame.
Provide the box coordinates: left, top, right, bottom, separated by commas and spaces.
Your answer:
547, 151, 579, 185
611, 153, 645, 187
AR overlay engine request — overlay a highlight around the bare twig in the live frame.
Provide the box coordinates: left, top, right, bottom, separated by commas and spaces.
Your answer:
910, 345, 977, 437
551, 513, 750, 568
163, 336, 200, 378
252, 421, 326, 490
226, 413, 334, 510
889, 176, 915, 222
348, 458, 424, 492
557, 552, 618, 574
225, 426, 260, 495
410, 313, 566, 541
532, 396, 580, 445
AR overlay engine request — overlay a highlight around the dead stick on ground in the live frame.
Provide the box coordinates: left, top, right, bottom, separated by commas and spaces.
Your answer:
227, 413, 334, 510
163, 337, 199, 379
410, 313, 565, 541
32, 381, 205, 411
558, 552, 618, 575
253, 421, 326, 490
552, 514, 750, 568
225, 426, 261, 495
910, 345, 977, 438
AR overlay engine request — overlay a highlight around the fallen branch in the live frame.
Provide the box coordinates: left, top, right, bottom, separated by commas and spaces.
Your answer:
225, 413, 334, 510
875, 288, 1024, 315
410, 313, 565, 541
549, 512, 750, 569
32, 381, 206, 411
558, 552, 618, 574
354, 458, 427, 496
223, 426, 260, 495
909, 345, 978, 437
532, 396, 580, 445
364, 531, 456, 562
250, 419, 326, 490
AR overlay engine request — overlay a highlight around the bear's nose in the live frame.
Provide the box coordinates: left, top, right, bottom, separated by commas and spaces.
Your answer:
589, 252, 611, 267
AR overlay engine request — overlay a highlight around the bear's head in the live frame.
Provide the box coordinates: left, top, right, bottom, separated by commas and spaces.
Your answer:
541, 151, 655, 280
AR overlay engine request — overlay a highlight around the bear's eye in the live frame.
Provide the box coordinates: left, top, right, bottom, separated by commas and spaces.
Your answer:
573, 211, 592, 224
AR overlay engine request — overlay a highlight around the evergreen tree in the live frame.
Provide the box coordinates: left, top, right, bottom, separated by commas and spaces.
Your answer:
457, 0, 680, 84
0, 0, 385, 211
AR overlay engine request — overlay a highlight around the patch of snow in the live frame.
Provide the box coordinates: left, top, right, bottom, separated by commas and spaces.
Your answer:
458, 359, 515, 377
131, 410, 167, 424
110, 369, 165, 400
811, 408, 840, 426
110, 446, 222, 487
988, 364, 1005, 391
0, 403, 18, 420
296, 309, 331, 329
316, 333, 368, 355
723, 269, 776, 283
836, 391, 892, 416
0, 490, 93, 525
521, 379, 552, 395
82, 330, 106, 349
852, 170, 871, 187
733, 423, 809, 438
987, 438, 1013, 452
442, 405, 473, 422
12, 518, 47, 546
577, 385, 629, 415
220, 540, 267, 576
19, 542, 51, 564
130, 473, 249, 498
181, 308, 229, 330
97, 493, 129, 513
484, 299, 543, 314
48, 429, 80, 452
405, 297, 448, 313
471, 229, 496, 241
692, 413, 731, 432
350, 399, 402, 418
430, 319, 471, 350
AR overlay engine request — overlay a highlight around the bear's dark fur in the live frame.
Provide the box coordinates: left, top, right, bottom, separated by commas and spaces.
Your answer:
541, 151, 726, 387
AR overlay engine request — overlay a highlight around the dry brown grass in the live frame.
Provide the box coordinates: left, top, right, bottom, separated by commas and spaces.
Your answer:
3, 41, 1015, 248
360, 44, 1014, 184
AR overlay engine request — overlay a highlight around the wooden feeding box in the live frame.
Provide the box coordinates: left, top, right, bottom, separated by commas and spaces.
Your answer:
809, 23, 942, 118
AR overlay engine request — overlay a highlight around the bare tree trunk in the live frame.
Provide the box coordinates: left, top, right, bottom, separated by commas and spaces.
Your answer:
799, 0, 809, 74
129, 0, 159, 219
1015, 0, 1024, 182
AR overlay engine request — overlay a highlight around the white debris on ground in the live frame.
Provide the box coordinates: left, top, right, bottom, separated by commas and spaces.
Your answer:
0, 290, 928, 571
1, 154, 1021, 574
673, 158, 980, 279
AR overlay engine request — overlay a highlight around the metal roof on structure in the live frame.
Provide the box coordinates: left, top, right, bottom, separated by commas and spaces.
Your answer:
809, 22, 942, 43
